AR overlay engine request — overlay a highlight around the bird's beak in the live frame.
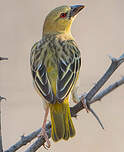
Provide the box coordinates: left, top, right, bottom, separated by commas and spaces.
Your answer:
70, 5, 85, 17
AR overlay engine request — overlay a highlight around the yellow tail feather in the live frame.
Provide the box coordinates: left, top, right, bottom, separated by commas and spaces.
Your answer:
50, 97, 75, 142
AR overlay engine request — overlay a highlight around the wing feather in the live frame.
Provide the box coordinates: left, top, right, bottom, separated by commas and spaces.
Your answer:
30, 40, 55, 103
56, 40, 81, 102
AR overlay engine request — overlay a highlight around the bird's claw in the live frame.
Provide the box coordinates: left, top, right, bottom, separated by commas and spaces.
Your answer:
43, 143, 50, 150
38, 128, 51, 149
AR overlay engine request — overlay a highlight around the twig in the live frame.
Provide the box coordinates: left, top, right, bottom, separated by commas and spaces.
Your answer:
91, 76, 124, 104
5, 53, 124, 152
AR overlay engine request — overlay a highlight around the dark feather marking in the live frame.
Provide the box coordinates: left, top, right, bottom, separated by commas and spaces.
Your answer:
69, 49, 74, 58
75, 53, 78, 58
32, 70, 36, 79
57, 73, 75, 100
38, 65, 45, 78
35, 51, 41, 59
57, 70, 72, 91
60, 59, 67, 71
57, 43, 79, 101
42, 71, 47, 84
35, 80, 54, 103
36, 77, 49, 95
70, 61, 75, 72
76, 59, 78, 72
58, 65, 64, 80
42, 50, 47, 64
79, 57, 81, 68
35, 64, 57, 103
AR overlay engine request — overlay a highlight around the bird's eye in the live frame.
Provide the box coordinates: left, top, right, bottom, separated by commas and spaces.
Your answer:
60, 13, 67, 18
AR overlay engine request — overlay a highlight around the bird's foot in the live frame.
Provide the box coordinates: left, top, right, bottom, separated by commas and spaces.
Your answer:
38, 128, 51, 149
72, 87, 89, 112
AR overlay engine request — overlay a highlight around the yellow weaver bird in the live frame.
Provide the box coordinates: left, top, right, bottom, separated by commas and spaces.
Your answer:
30, 5, 85, 147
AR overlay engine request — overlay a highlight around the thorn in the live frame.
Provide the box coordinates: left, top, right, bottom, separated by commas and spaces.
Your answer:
108, 54, 112, 60
0, 96, 6, 102
108, 55, 117, 62
21, 134, 25, 140
88, 106, 104, 129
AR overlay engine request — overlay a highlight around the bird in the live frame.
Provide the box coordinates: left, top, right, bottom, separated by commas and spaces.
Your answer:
30, 5, 85, 148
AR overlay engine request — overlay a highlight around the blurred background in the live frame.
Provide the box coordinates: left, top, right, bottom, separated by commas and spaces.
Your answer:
0, 0, 124, 151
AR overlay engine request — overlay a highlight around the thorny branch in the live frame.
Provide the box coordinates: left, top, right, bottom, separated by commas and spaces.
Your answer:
2, 53, 124, 152
90, 76, 124, 104
70, 53, 124, 117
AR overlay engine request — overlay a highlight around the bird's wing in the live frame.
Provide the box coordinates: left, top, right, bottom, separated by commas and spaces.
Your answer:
56, 40, 81, 102
30, 40, 55, 103
30, 39, 81, 104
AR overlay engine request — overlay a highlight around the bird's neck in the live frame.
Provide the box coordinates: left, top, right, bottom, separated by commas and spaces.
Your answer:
42, 21, 72, 37
56, 32, 74, 41
43, 29, 72, 37
42, 32, 74, 41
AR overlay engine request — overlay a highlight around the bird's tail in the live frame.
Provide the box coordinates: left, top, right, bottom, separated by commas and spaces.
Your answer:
49, 97, 75, 142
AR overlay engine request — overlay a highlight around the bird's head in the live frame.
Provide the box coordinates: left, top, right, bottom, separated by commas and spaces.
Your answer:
43, 5, 85, 36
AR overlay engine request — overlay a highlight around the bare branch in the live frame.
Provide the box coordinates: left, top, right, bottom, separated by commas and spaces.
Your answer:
4, 129, 40, 152
4, 122, 51, 152
5, 53, 124, 152
91, 76, 124, 104
24, 129, 51, 152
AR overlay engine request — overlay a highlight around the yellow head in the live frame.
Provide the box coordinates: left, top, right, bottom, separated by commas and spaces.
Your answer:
43, 5, 85, 36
